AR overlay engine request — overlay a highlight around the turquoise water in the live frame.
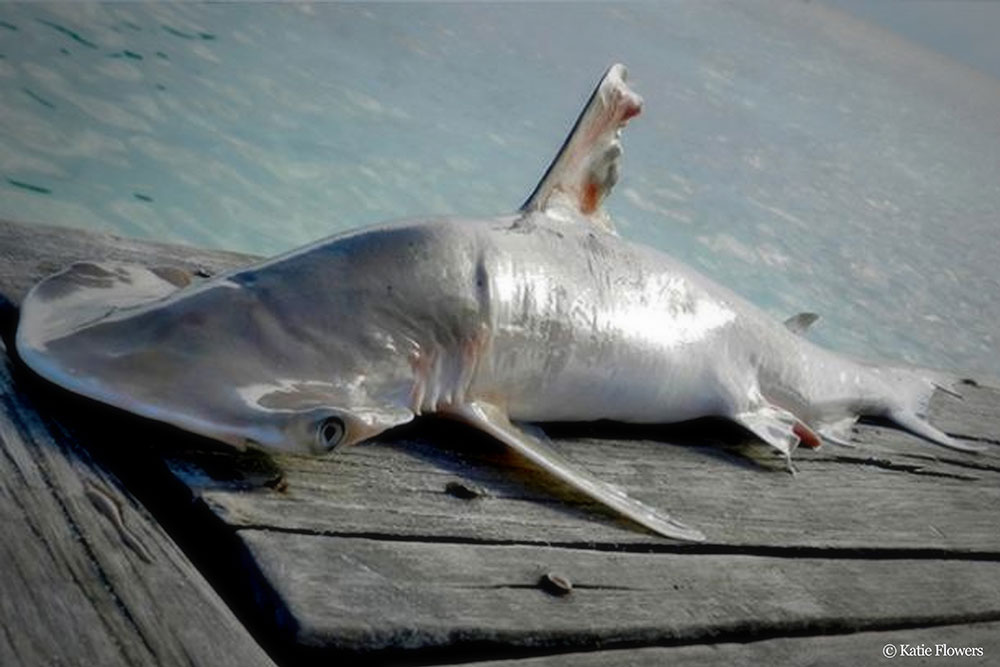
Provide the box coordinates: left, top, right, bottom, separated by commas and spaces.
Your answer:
1, 2, 999, 380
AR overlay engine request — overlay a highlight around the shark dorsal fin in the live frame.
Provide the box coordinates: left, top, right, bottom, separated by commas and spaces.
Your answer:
520, 64, 642, 235
784, 312, 820, 335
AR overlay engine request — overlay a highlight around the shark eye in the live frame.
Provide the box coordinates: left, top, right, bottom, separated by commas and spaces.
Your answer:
316, 417, 346, 451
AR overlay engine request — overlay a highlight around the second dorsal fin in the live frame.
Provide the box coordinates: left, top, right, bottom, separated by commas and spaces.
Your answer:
520, 64, 642, 234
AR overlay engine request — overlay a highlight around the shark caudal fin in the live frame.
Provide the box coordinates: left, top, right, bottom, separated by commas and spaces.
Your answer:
887, 408, 982, 452
876, 365, 984, 453
521, 64, 642, 234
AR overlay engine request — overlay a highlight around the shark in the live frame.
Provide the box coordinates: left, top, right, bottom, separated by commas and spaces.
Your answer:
15, 65, 978, 542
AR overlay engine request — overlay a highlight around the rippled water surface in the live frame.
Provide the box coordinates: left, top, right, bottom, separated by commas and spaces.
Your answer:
1, 2, 998, 379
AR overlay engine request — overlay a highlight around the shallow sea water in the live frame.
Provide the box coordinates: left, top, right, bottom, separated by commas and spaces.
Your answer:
1, 2, 998, 380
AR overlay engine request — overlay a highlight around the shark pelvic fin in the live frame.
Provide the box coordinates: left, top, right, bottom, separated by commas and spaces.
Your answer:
734, 402, 808, 466
520, 64, 642, 235
783, 312, 819, 335
450, 401, 706, 542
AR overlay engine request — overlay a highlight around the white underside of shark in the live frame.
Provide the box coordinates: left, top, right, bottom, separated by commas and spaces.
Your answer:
15, 65, 978, 542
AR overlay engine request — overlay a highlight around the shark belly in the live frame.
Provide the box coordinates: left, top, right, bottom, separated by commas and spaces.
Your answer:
468, 218, 747, 424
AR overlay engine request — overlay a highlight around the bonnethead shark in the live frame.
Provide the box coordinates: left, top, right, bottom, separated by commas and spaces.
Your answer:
15, 65, 978, 542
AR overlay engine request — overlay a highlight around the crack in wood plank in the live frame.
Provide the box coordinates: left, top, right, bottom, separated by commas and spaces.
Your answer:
234, 525, 1000, 561
85, 478, 154, 564
827, 455, 980, 480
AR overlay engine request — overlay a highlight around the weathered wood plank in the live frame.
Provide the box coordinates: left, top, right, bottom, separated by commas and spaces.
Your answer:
0, 336, 277, 666
239, 532, 1000, 657
179, 412, 1000, 553
3, 218, 999, 663
462, 621, 1000, 666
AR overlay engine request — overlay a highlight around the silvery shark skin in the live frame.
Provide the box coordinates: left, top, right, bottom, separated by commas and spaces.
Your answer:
15, 65, 977, 541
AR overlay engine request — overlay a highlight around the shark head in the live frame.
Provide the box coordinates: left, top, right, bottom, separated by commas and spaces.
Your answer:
16, 260, 417, 456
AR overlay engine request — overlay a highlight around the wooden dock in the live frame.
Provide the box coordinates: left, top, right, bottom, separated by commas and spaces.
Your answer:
1, 218, 998, 666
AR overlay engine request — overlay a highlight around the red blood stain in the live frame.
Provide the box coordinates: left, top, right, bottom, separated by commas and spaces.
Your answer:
581, 179, 600, 214
622, 100, 641, 121
793, 421, 822, 449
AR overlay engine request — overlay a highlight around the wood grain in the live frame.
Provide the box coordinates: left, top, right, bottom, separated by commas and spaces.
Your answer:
0, 336, 276, 666
240, 531, 1000, 655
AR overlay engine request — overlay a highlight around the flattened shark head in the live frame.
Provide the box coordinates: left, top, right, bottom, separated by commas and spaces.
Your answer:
16, 261, 416, 455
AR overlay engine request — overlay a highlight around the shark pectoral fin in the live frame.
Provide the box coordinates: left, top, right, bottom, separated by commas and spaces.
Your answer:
734, 404, 804, 464
888, 408, 985, 453
450, 402, 706, 542
783, 312, 820, 335
520, 63, 642, 234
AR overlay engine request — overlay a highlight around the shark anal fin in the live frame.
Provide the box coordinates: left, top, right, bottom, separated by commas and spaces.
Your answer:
450, 402, 706, 542
734, 403, 804, 464
520, 64, 642, 234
